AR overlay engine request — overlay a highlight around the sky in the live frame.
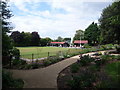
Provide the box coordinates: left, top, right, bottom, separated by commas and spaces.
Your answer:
7, 0, 113, 39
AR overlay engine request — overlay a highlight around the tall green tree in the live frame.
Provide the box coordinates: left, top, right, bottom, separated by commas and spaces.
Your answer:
84, 22, 100, 45
1, 1, 13, 56
10, 31, 23, 46
31, 32, 40, 46
55, 36, 63, 42
99, 1, 120, 44
21, 32, 32, 46
63, 38, 71, 41
73, 29, 84, 41
40, 37, 52, 46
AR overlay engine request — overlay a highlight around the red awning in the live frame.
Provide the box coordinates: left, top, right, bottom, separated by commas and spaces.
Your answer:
74, 40, 88, 44
50, 42, 65, 44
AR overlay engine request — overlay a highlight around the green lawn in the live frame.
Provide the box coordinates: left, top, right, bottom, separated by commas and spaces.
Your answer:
17, 47, 81, 59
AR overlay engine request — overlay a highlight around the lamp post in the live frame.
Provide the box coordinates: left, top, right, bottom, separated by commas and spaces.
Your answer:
80, 32, 82, 48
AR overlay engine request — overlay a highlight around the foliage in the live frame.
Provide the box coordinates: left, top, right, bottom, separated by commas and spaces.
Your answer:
29, 63, 42, 69
2, 70, 24, 88
67, 69, 96, 88
12, 47, 20, 60
2, 1, 13, 56
83, 44, 92, 48
43, 60, 52, 66
105, 62, 120, 76
10, 31, 40, 47
99, 1, 120, 44
54, 36, 63, 42
79, 55, 95, 66
84, 22, 100, 45
73, 29, 84, 41
48, 56, 60, 64
100, 44, 114, 50
63, 38, 71, 43
10, 31, 24, 46
101, 55, 115, 61
97, 62, 120, 88
116, 46, 120, 53
40, 37, 52, 46
31, 32, 40, 46
12, 59, 26, 66
70, 63, 80, 73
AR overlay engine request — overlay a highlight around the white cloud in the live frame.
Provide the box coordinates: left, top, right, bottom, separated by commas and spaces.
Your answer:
8, 0, 112, 39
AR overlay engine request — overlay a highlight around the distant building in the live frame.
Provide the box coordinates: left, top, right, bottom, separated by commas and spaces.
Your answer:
73, 40, 88, 47
50, 42, 70, 47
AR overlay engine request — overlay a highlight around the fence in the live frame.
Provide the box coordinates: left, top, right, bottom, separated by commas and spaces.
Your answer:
20, 48, 82, 60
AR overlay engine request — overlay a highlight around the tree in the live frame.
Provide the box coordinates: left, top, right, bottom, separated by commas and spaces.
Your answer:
40, 37, 52, 46
84, 22, 100, 45
55, 36, 63, 42
63, 38, 71, 41
31, 32, 40, 46
99, 1, 120, 44
21, 32, 32, 46
10, 31, 23, 46
2, 1, 13, 56
73, 30, 84, 41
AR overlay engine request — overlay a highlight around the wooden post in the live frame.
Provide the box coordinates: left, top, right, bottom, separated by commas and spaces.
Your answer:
48, 52, 49, 57
32, 54, 34, 63
9, 55, 12, 68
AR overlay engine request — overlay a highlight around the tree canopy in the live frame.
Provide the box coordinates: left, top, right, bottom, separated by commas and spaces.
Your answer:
40, 37, 52, 46
2, 1, 13, 56
84, 22, 100, 45
99, 1, 120, 44
10, 31, 40, 46
73, 30, 84, 41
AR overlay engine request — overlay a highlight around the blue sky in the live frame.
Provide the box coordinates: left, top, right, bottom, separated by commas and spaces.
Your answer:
8, 0, 113, 39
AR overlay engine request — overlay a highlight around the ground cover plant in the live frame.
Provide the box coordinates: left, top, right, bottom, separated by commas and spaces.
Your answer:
2, 70, 24, 88
57, 53, 120, 89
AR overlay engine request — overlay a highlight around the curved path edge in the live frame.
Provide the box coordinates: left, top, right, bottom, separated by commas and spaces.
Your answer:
9, 50, 114, 88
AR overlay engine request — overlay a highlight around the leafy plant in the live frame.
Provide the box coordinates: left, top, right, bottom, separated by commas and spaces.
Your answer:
43, 60, 51, 66
70, 63, 80, 73
12, 47, 20, 60
79, 55, 95, 66
2, 70, 24, 88
67, 69, 96, 88
12, 59, 26, 66
116, 46, 120, 53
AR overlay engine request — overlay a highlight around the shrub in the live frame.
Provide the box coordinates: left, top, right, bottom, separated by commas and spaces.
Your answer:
24, 64, 32, 69
12, 59, 26, 66
50, 57, 59, 64
30, 63, 41, 69
79, 55, 95, 66
101, 55, 115, 62
116, 46, 120, 53
70, 63, 80, 73
101, 45, 107, 50
12, 47, 20, 60
67, 69, 96, 88
43, 60, 51, 66
47, 56, 60, 64
84, 44, 92, 48
94, 59, 102, 70
116, 55, 120, 60
2, 70, 24, 88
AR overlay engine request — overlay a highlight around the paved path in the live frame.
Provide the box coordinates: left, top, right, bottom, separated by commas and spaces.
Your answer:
9, 51, 108, 88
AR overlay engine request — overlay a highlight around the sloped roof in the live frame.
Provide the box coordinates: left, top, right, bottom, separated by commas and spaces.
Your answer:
74, 40, 88, 44
50, 42, 65, 44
